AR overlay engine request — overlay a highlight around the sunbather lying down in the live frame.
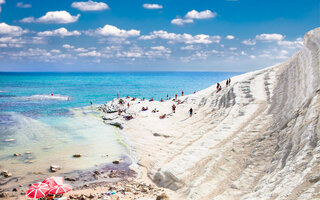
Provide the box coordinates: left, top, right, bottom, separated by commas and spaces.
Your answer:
141, 106, 148, 111
159, 114, 166, 119
124, 115, 133, 120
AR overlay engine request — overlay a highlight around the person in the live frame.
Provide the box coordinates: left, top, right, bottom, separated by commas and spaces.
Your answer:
216, 83, 220, 89
51, 93, 53, 96
150, 97, 154, 101
117, 93, 119, 99
216, 85, 222, 93
118, 109, 122, 116
125, 115, 133, 120
142, 97, 145, 101
46, 194, 55, 200
159, 114, 166, 119
161, 98, 164, 102
67, 97, 70, 101
181, 90, 184, 96
189, 108, 193, 117
194, 91, 196, 94
132, 97, 136, 101
166, 94, 169, 100
175, 94, 177, 100
229, 78, 231, 85
226, 79, 229, 87
152, 108, 157, 113
141, 106, 148, 111
90, 100, 92, 105
127, 102, 130, 108
119, 99, 124, 104
172, 104, 176, 113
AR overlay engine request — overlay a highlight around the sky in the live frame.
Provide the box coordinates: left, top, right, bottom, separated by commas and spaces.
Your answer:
0, 0, 318, 72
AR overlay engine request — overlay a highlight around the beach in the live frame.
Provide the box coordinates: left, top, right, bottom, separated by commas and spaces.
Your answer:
97, 27, 320, 199
1, 27, 320, 199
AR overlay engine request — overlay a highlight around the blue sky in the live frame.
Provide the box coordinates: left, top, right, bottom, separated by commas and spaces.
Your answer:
0, 0, 318, 72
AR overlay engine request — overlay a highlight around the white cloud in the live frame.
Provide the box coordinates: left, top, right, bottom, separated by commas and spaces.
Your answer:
255, 33, 284, 41
229, 47, 237, 51
172, 9, 216, 26
62, 44, 74, 49
51, 49, 61, 53
79, 50, 101, 57
20, 11, 80, 24
250, 55, 256, 59
171, 18, 193, 26
277, 37, 303, 49
146, 46, 171, 58
139, 30, 220, 44
89, 24, 140, 37
71, 0, 109, 11
38, 28, 81, 37
16, 2, 31, 8
225, 35, 235, 40
0, 23, 26, 36
242, 39, 256, 46
74, 47, 88, 52
0, 36, 25, 48
142, 3, 163, 9
241, 51, 246, 55
185, 10, 217, 19
0, 0, 4, 13
181, 45, 197, 50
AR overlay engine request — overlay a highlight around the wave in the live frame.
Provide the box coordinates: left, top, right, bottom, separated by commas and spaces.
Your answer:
19, 94, 71, 101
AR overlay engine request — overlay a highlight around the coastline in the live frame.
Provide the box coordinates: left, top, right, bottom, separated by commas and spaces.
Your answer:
1, 27, 320, 199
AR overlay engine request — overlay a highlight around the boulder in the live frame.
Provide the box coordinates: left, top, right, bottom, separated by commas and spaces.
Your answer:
50, 165, 61, 172
0, 170, 11, 177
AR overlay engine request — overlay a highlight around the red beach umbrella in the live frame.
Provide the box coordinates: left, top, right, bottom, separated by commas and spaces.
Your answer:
42, 176, 64, 188
48, 184, 72, 195
26, 182, 50, 199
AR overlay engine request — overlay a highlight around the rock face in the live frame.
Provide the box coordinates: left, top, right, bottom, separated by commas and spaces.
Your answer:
99, 99, 124, 113
119, 27, 320, 200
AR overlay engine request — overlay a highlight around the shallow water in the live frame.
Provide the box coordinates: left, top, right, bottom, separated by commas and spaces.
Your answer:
0, 72, 240, 185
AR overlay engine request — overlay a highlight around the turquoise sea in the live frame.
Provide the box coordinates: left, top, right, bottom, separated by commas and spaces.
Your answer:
0, 72, 240, 184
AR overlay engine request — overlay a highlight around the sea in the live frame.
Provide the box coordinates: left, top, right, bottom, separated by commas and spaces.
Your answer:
0, 72, 240, 184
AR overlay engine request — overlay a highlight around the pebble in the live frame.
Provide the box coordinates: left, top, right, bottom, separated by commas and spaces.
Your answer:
112, 160, 120, 164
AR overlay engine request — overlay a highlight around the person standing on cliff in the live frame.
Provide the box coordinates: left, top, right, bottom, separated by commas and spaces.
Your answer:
172, 104, 176, 113
189, 108, 193, 117
182, 90, 184, 96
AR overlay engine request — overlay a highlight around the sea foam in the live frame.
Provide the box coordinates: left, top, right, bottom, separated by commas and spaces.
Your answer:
19, 94, 70, 101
